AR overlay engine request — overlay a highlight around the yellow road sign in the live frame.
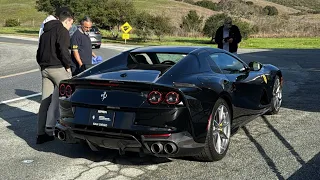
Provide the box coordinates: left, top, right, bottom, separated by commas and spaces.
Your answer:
122, 33, 130, 40
120, 22, 132, 34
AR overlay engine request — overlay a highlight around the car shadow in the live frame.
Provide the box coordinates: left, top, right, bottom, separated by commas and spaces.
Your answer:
288, 152, 320, 180
0, 89, 171, 165
242, 115, 319, 179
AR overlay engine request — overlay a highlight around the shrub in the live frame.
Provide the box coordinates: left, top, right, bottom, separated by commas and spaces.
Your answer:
203, 13, 229, 38
203, 13, 255, 39
151, 15, 173, 41
246, 1, 254, 5
5, 19, 20, 27
184, 0, 195, 4
194, 0, 218, 11
263, 6, 279, 16
181, 10, 203, 32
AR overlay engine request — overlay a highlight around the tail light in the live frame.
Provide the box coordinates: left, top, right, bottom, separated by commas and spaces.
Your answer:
59, 83, 74, 97
147, 91, 181, 105
148, 91, 163, 104
165, 92, 179, 104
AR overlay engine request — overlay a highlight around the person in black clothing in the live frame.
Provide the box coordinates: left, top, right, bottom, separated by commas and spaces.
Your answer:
214, 17, 242, 56
36, 10, 74, 144
70, 16, 97, 76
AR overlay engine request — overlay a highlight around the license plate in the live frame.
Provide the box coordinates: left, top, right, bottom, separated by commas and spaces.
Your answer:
89, 109, 115, 127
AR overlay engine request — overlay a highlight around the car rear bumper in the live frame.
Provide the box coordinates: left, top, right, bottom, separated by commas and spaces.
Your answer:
55, 120, 205, 157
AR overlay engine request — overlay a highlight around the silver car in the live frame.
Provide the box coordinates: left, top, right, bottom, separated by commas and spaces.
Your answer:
69, 24, 102, 49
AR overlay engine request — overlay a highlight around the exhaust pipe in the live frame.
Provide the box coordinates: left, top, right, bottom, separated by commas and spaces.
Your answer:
57, 131, 66, 141
150, 142, 163, 154
164, 142, 177, 154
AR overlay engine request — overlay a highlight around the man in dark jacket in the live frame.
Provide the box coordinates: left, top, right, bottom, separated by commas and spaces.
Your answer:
214, 17, 242, 55
36, 10, 74, 144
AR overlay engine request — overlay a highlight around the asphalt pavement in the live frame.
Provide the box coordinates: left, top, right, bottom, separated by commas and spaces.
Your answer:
0, 35, 319, 180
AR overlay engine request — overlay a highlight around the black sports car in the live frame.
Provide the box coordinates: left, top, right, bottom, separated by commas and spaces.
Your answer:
55, 46, 283, 161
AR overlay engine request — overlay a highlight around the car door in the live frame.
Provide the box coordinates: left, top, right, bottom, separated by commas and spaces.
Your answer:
208, 52, 267, 126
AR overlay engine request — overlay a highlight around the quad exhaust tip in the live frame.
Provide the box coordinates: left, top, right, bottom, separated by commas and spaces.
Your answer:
57, 131, 66, 141
164, 142, 177, 154
150, 142, 178, 154
150, 142, 164, 154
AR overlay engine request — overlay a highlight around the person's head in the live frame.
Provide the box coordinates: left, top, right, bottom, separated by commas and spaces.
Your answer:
80, 16, 93, 34
224, 17, 232, 29
59, 11, 74, 31
54, 6, 73, 19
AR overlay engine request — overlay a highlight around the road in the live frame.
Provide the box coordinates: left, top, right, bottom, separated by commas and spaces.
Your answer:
0, 35, 319, 180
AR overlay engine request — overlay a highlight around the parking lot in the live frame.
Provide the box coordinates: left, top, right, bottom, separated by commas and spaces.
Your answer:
0, 36, 319, 180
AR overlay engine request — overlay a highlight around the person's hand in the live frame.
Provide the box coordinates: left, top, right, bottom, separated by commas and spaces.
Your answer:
228, 38, 233, 43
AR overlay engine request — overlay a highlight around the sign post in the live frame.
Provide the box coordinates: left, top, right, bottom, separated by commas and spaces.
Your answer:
120, 22, 132, 44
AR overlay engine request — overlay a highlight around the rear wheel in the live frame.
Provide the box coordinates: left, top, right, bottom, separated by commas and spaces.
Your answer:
95, 45, 101, 49
268, 76, 282, 114
194, 98, 231, 161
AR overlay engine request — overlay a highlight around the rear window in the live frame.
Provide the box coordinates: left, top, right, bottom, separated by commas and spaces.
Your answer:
156, 53, 186, 63
130, 52, 187, 65
127, 52, 188, 74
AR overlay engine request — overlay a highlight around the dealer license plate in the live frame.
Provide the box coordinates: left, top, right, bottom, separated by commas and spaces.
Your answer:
90, 109, 115, 127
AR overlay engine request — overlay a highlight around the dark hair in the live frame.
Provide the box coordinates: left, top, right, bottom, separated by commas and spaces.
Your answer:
55, 7, 73, 17
58, 11, 74, 22
80, 16, 92, 25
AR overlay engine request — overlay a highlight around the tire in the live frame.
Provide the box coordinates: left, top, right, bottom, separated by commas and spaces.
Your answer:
95, 45, 101, 49
267, 76, 282, 115
194, 98, 232, 161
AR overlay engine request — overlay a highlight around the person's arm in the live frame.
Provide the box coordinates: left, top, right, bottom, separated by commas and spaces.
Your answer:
71, 35, 83, 67
215, 26, 223, 44
57, 28, 71, 71
92, 51, 97, 58
232, 25, 242, 44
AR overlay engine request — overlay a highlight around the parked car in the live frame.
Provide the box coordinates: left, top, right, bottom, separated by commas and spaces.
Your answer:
69, 24, 102, 49
55, 46, 283, 162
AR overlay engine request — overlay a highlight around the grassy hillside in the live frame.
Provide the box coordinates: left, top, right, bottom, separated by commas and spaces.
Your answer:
0, 0, 217, 28
0, 0, 47, 27
0, 0, 319, 38
265, 0, 320, 11
133, 0, 218, 27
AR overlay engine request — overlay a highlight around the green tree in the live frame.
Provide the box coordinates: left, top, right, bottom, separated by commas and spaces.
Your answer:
151, 15, 173, 41
133, 11, 154, 42
203, 13, 229, 38
35, 0, 136, 29
181, 10, 203, 33
36, 0, 71, 15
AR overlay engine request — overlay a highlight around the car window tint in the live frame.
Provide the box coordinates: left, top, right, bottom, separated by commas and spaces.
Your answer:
209, 53, 244, 74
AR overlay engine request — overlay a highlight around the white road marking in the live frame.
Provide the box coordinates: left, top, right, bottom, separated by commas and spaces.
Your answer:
0, 69, 39, 79
0, 93, 41, 105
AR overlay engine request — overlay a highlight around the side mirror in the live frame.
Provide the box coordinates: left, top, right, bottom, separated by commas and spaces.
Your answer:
249, 61, 263, 71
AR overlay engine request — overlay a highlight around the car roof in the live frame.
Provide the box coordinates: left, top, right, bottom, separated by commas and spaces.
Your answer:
129, 46, 225, 54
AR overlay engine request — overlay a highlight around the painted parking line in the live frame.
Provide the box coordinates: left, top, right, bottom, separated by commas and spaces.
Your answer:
0, 93, 41, 105
0, 69, 39, 79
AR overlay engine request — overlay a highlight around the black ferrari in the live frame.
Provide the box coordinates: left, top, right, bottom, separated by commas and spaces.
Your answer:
55, 46, 283, 161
